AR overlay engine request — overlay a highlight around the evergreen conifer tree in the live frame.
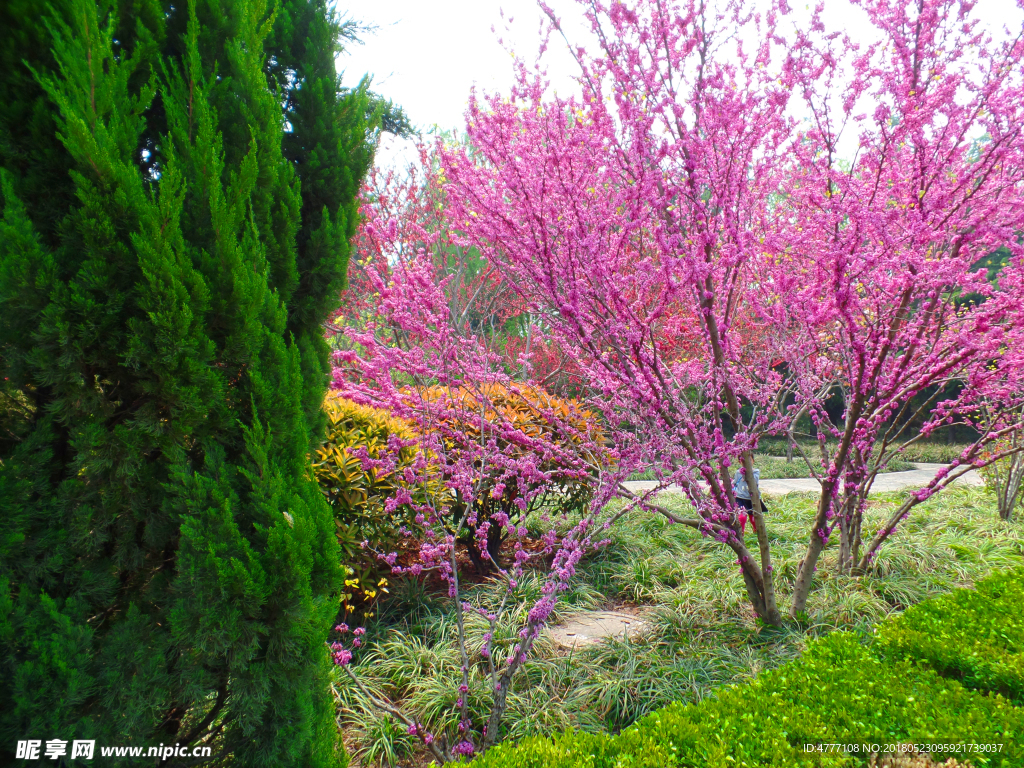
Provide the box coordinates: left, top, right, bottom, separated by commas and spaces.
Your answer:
0, 0, 394, 763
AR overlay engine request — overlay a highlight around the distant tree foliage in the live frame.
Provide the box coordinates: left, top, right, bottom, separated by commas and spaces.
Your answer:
0, 0, 391, 763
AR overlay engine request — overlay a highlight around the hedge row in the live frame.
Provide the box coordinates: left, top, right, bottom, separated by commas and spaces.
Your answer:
877, 570, 1024, 703
470, 571, 1024, 767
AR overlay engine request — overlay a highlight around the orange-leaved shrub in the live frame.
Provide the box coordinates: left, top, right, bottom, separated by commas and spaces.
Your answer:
417, 383, 606, 573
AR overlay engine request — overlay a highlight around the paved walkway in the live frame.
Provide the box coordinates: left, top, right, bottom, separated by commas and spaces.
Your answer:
621, 462, 982, 497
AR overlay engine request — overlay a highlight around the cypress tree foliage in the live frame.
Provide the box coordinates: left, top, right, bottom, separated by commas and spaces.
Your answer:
0, 0, 390, 763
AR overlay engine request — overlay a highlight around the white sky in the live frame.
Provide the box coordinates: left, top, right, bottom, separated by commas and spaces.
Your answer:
339, 0, 589, 168
338, 0, 1024, 169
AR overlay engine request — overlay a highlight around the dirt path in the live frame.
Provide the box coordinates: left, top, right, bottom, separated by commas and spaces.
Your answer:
547, 610, 649, 649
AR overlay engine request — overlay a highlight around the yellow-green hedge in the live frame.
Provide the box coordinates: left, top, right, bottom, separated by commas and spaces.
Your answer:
468, 571, 1024, 767
314, 393, 426, 618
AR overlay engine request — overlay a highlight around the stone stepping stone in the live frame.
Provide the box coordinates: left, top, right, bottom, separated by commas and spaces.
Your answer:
547, 610, 648, 650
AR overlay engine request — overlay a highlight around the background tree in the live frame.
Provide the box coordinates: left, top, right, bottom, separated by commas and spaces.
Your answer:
338, 147, 533, 382
0, 0, 390, 763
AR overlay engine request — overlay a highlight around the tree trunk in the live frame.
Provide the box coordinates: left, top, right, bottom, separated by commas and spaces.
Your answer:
697, 275, 781, 626
460, 519, 507, 575
997, 455, 1024, 521
463, 536, 491, 575
741, 451, 783, 626
790, 478, 836, 618
793, 392, 866, 618
791, 534, 826, 619
721, 532, 773, 621
835, 494, 862, 575
851, 506, 863, 568
837, 517, 852, 575
738, 559, 769, 619
486, 521, 506, 563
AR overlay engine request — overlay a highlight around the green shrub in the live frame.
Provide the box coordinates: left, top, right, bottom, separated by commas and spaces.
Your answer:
470, 632, 1024, 767
612, 633, 1023, 768
630, 455, 914, 482
899, 442, 977, 465
878, 571, 1024, 702
757, 455, 915, 479
466, 731, 622, 768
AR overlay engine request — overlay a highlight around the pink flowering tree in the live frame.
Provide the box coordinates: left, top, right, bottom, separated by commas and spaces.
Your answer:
439, 0, 1024, 622
780, 0, 1024, 614
334, 148, 519, 355
328, 174, 625, 760
441, 0, 807, 628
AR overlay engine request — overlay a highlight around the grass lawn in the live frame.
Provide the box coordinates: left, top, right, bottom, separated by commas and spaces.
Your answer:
333, 486, 1024, 767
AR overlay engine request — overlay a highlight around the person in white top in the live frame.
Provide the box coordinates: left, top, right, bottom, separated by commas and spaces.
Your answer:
732, 466, 768, 534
